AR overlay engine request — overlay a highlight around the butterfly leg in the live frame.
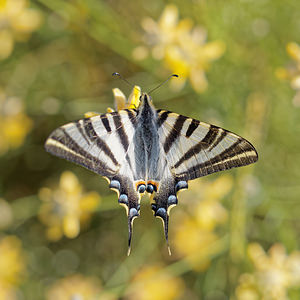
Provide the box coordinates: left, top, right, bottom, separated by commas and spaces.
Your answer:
151, 178, 188, 255
109, 176, 141, 255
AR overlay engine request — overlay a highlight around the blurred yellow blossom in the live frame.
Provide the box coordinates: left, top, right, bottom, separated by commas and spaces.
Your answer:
173, 175, 232, 270
0, 236, 26, 300
0, 198, 13, 229
0, 283, 18, 300
111, 85, 141, 111
276, 42, 300, 107
236, 243, 300, 300
46, 274, 115, 300
0, 91, 32, 155
126, 264, 184, 300
38, 171, 101, 241
133, 5, 225, 93
0, 0, 42, 60
84, 85, 141, 118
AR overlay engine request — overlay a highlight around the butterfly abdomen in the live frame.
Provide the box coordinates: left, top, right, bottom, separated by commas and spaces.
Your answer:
133, 94, 161, 181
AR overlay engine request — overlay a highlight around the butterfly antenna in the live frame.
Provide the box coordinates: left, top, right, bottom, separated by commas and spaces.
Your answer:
148, 74, 179, 95
112, 72, 134, 88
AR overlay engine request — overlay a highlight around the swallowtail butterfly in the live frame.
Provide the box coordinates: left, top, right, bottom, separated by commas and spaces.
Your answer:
45, 77, 258, 255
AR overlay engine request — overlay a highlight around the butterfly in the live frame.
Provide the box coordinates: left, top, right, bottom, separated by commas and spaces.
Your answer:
45, 76, 258, 255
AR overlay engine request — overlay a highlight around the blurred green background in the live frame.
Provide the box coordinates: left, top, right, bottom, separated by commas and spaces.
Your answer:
1, 0, 300, 299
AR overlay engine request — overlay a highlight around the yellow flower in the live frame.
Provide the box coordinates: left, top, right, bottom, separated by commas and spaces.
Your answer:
0, 235, 26, 299
133, 4, 225, 93
84, 85, 141, 118
0, 91, 32, 155
111, 85, 141, 111
46, 274, 115, 300
38, 171, 101, 241
173, 176, 231, 270
0, 235, 26, 285
0, 282, 18, 300
126, 265, 184, 300
276, 42, 300, 107
0, 0, 42, 59
236, 243, 300, 300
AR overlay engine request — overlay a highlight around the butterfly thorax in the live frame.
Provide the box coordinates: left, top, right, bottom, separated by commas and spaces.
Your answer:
133, 93, 161, 183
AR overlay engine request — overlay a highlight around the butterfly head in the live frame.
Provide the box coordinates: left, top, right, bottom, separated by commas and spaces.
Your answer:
140, 93, 152, 103
138, 93, 156, 112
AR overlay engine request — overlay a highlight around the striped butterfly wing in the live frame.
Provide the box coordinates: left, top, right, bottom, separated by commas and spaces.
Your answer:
151, 110, 258, 253
157, 110, 258, 180
45, 109, 142, 253
45, 109, 136, 177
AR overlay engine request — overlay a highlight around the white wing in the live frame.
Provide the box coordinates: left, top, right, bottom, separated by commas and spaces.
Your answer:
45, 109, 141, 254
156, 109, 258, 181
150, 109, 258, 253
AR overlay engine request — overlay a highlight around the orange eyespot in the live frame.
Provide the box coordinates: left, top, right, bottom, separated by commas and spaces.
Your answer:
135, 181, 146, 193
147, 181, 159, 192
147, 180, 159, 187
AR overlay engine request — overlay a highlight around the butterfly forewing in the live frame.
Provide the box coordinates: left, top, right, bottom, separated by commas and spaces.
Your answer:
45, 109, 138, 177
156, 110, 258, 181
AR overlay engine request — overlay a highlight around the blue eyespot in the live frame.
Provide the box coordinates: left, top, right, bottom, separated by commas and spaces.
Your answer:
168, 195, 177, 206
175, 181, 188, 192
109, 180, 120, 190
138, 184, 146, 193
118, 194, 128, 204
147, 184, 154, 194
156, 207, 167, 218
129, 208, 139, 218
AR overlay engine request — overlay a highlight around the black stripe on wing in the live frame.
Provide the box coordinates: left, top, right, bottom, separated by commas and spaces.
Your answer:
157, 110, 171, 128
174, 124, 220, 168
185, 119, 199, 137
125, 109, 138, 126
208, 129, 227, 152
113, 113, 129, 151
45, 127, 115, 176
75, 122, 90, 145
101, 114, 112, 133
82, 118, 119, 166
176, 138, 258, 180
163, 115, 186, 154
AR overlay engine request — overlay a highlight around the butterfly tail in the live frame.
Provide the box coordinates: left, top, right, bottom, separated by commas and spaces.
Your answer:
127, 207, 139, 256
152, 178, 188, 255
153, 206, 171, 255
110, 176, 141, 256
